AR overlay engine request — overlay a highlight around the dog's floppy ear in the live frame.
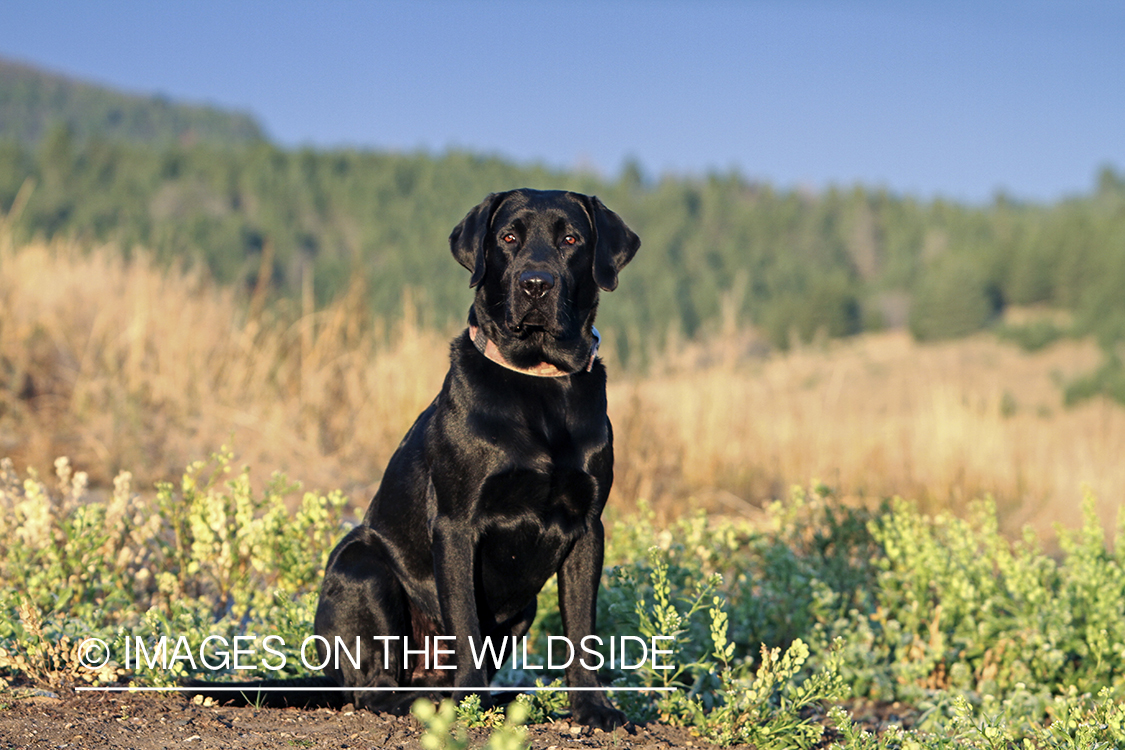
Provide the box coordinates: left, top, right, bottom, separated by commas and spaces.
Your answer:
450, 192, 509, 288
587, 196, 641, 292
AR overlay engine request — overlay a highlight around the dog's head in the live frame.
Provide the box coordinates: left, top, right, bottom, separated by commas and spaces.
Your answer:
450, 189, 640, 374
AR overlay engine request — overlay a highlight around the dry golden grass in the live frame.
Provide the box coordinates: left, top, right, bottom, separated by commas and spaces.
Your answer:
610, 328, 1124, 536
2, 227, 1122, 534
0, 231, 448, 506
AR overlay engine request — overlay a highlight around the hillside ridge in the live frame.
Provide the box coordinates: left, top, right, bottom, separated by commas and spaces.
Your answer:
0, 55, 264, 147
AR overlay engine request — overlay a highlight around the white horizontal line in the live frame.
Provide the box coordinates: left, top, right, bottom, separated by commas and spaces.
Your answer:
75, 685, 677, 693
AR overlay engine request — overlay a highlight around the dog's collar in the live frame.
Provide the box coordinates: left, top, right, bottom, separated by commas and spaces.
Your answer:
467, 324, 600, 377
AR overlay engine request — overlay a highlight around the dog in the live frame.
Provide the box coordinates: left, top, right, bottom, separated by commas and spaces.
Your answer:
312, 189, 639, 729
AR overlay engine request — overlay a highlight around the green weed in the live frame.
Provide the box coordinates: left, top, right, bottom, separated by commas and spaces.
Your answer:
4, 455, 1125, 748
413, 697, 529, 750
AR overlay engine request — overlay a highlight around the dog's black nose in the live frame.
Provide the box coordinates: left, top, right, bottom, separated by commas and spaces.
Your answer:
519, 271, 555, 298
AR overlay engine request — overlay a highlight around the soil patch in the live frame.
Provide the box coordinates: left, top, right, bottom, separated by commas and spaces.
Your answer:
0, 690, 738, 750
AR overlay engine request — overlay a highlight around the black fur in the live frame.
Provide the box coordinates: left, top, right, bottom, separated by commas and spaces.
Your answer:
192, 190, 639, 729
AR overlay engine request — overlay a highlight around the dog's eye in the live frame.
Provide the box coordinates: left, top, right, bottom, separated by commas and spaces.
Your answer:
562, 235, 578, 246
501, 233, 518, 245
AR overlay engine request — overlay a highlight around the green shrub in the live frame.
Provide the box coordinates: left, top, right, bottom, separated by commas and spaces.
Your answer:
996, 319, 1069, 352
0, 448, 349, 685
1065, 354, 1125, 406
4, 454, 1125, 748
910, 258, 1000, 341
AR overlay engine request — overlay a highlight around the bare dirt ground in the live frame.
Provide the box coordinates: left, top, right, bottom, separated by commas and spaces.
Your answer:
0, 689, 743, 750
0, 680, 920, 749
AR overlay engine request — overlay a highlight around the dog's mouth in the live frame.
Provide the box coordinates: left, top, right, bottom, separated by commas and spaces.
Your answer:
510, 309, 555, 335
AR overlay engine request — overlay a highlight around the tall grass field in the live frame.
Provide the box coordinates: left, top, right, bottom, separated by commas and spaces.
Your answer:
3, 230, 1125, 748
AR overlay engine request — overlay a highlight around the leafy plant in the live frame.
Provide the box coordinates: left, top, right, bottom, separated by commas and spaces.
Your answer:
5, 453, 1125, 747
412, 697, 530, 750
0, 449, 348, 687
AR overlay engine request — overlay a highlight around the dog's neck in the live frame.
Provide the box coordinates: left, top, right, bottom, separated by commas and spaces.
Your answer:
467, 323, 599, 377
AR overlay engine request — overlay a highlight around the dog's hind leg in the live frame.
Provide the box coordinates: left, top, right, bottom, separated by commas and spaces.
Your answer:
314, 527, 420, 712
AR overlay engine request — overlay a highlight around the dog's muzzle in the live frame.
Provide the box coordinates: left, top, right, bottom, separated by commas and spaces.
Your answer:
510, 270, 559, 332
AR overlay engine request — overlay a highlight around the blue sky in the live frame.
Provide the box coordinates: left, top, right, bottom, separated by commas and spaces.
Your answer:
2, 1, 1122, 203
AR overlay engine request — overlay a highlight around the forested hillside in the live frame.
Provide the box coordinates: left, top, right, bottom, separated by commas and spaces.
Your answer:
0, 56, 263, 147
1, 60, 1124, 399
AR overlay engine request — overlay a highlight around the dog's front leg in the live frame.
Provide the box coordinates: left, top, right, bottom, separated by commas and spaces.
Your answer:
431, 516, 490, 702
558, 519, 627, 729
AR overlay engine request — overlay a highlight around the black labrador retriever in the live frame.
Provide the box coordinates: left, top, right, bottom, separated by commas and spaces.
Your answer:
313, 189, 639, 729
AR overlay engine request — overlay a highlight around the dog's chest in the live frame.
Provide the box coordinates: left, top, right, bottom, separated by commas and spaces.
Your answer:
476, 409, 609, 550
478, 460, 599, 525
475, 489, 583, 613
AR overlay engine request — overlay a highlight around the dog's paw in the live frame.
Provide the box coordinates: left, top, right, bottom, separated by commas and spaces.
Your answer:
356, 689, 438, 715
570, 698, 627, 730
